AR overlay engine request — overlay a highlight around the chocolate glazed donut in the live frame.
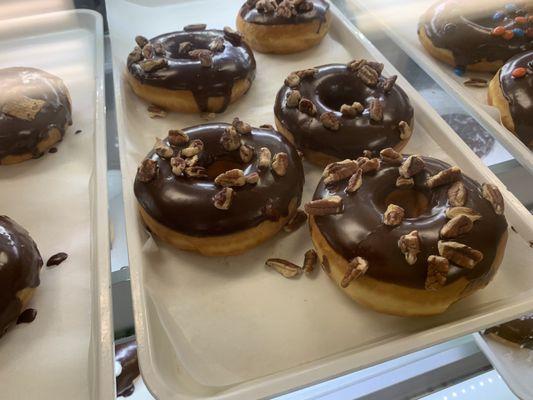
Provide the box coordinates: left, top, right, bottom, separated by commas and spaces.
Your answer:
134, 121, 304, 256
485, 314, 533, 348
274, 61, 414, 167
488, 51, 533, 148
236, 0, 331, 54
305, 150, 508, 316
127, 25, 256, 113
0, 216, 42, 336
419, 1, 533, 73
0, 67, 72, 165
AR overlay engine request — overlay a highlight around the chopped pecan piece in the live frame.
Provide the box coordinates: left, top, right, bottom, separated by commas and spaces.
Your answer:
323, 159, 359, 185
382, 75, 397, 93
341, 257, 369, 288
298, 98, 316, 116
213, 187, 234, 210
170, 156, 186, 176
303, 249, 318, 273
276, 1, 295, 18
396, 176, 414, 188
209, 37, 225, 52
347, 59, 366, 71
223, 26, 243, 44
366, 61, 384, 75
447, 181, 467, 206
256, 0, 277, 13
239, 144, 254, 163
304, 196, 343, 216
360, 157, 380, 173
380, 147, 403, 164
398, 121, 412, 140
357, 64, 379, 87
188, 49, 213, 67
425, 256, 449, 290
296, 68, 317, 79
137, 159, 158, 182
184, 23, 207, 31
178, 41, 194, 55
266, 258, 302, 278
320, 112, 341, 130
215, 169, 246, 187
154, 138, 173, 158
346, 169, 363, 193
383, 204, 405, 226
482, 183, 504, 215
220, 126, 241, 151
135, 35, 148, 48
258, 147, 272, 169
440, 215, 473, 239
168, 129, 189, 146
147, 104, 167, 118
139, 58, 167, 72
399, 155, 424, 178
286, 90, 301, 108
445, 207, 481, 222
141, 43, 155, 59
438, 241, 483, 269
181, 139, 204, 157
184, 166, 208, 178
272, 152, 289, 176
340, 102, 363, 118
283, 210, 307, 232
398, 230, 421, 265
2, 96, 45, 121
128, 47, 142, 63
285, 73, 301, 88
185, 155, 198, 167
232, 117, 252, 134
426, 167, 462, 189
368, 98, 383, 121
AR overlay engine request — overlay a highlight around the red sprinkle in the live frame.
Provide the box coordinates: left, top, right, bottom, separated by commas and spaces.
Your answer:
491, 26, 506, 36
514, 16, 527, 24
512, 67, 527, 78
503, 30, 514, 40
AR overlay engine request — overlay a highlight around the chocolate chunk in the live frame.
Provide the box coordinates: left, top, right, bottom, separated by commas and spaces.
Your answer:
46, 252, 68, 267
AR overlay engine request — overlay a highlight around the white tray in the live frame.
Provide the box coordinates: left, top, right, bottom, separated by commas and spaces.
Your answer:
0, 10, 114, 400
107, 1, 533, 398
348, 0, 533, 174
475, 332, 533, 400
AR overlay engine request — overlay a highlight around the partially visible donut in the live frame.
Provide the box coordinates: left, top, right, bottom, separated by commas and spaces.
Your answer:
305, 150, 508, 316
0, 216, 43, 336
127, 25, 256, 113
484, 314, 533, 348
488, 50, 533, 149
0, 67, 72, 165
134, 121, 304, 256
236, 0, 331, 54
419, 1, 533, 74
274, 61, 414, 167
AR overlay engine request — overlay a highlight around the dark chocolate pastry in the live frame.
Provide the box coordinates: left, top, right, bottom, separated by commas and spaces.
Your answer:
485, 314, 533, 348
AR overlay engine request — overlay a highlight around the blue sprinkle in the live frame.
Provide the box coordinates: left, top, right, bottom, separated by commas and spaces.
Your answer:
513, 28, 524, 37
454, 66, 465, 76
493, 11, 505, 21
505, 3, 518, 12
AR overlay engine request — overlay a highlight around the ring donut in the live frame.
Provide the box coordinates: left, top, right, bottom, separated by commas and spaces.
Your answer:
488, 50, 533, 148
0, 216, 43, 336
274, 61, 414, 167
305, 151, 508, 316
0, 67, 72, 165
419, 1, 533, 74
134, 121, 304, 256
127, 24, 256, 113
236, 0, 331, 54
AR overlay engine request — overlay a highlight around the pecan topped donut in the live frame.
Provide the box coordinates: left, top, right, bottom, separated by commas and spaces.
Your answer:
134, 121, 304, 256
274, 61, 414, 167
419, 1, 533, 74
127, 25, 256, 113
236, 0, 331, 54
305, 150, 508, 316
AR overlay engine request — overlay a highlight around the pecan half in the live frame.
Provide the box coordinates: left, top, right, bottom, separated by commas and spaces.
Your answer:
239, 143, 254, 163
347, 59, 367, 71
220, 126, 241, 151
399, 155, 424, 178
209, 37, 225, 52
360, 157, 381, 173
170, 156, 186, 176
341, 257, 369, 288
154, 138, 174, 158
256, 0, 277, 13
184, 166, 208, 179
323, 159, 359, 185
425, 255, 449, 290
232, 117, 252, 135
383, 204, 405, 226
178, 41, 194, 55
366, 61, 384, 75
135, 35, 149, 48
139, 58, 167, 72
283, 210, 307, 232
266, 258, 302, 278
181, 139, 204, 157
346, 169, 363, 193
298, 98, 316, 116
214, 169, 246, 187
188, 49, 213, 67
223, 26, 243, 44
368, 98, 383, 122
296, 68, 318, 79
245, 172, 259, 184
272, 152, 289, 176
482, 183, 504, 215
2, 96, 45, 121
438, 241, 483, 269
357, 64, 379, 87
303, 249, 318, 273
184, 23, 207, 31
168, 129, 189, 146
398, 230, 421, 265
445, 207, 482, 222
286, 90, 301, 108
137, 159, 158, 182
447, 181, 467, 206
285, 73, 301, 88
398, 121, 412, 140
147, 104, 167, 118
258, 147, 272, 169
382, 75, 397, 93
304, 196, 343, 216
380, 147, 402, 164
396, 176, 414, 188
426, 167, 462, 189
320, 112, 341, 131
276, 1, 295, 18
340, 102, 364, 118
440, 215, 473, 239
213, 187, 234, 210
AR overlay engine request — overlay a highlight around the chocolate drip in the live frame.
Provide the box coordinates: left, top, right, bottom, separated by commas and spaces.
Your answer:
239, 0, 329, 26
420, 1, 533, 68
274, 64, 413, 160
16, 308, 37, 324
134, 123, 304, 236
0, 67, 72, 161
115, 338, 140, 398
486, 314, 533, 348
0, 216, 42, 336
127, 30, 256, 112
312, 157, 507, 289
46, 252, 68, 267
499, 51, 533, 148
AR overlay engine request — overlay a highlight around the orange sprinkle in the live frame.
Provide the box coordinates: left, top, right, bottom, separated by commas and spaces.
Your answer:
491, 26, 506, 36
503, 30, 514, 40
515, 16, 528, 24
512, 67, 527, 78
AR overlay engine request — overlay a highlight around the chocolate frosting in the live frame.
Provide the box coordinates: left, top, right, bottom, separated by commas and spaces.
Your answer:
274, 64, 414, 159
127, 30, 256, 112
134, 123, 304, 236
420, 1, 533, 68
498, 50, 533, 148
486, 314, 533, 348
0, 67, 72, 162
239, 0, 329, 26
115, 337, 140, 398
0, 216, 42, 336
312, 156, 507, 290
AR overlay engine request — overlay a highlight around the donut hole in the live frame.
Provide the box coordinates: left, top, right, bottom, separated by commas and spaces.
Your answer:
206, 159, 243, 179
384, 189, 430, 219
316, 76, 363, 111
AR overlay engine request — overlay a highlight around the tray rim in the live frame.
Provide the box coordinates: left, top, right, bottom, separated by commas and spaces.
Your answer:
109, 3, 533, 399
